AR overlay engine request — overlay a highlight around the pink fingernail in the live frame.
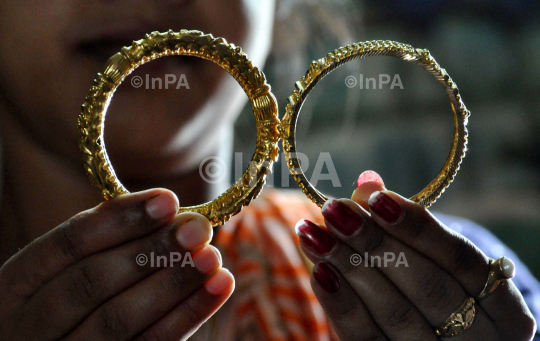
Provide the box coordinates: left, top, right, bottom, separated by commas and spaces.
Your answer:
145, 194, 178, 222
357, 171, 385, 188
192, 246, 222, 274
176, 219, 212, 249
205, 268, 234, 295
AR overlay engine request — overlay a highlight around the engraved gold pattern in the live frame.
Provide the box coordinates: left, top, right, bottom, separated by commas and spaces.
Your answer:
79, 34, 469, 226
435, 297, 476, 337
78, 30, 280, 226
281, 40, 470, 208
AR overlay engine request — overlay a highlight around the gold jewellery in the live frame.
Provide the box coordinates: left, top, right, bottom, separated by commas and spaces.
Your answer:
78, 30, 280, 226
435, 297, 476, 337
433, 256, 515, 337
477, 256, 516, 300
78, 30, 470, 226
282, 41, 469, 207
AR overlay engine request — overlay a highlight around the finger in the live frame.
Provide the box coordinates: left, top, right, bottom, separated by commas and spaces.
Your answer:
309, 261, 389, 341
298, 220, 500, 340
296, 220, 437, 340
367, 190, 489, 298
321, 199, 499, 337
366, 191, 533, 336
352, 171, 488, 297
133, 268, 234, 341
351, 170, 385, 210
478, 279, 537, 340
0, 189, 179, 299
18, 212, 211, 340
64, 244, 223, 341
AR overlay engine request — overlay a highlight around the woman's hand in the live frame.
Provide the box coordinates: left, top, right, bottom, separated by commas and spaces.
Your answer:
298, 172, 536, 340
0, 189, 234, 341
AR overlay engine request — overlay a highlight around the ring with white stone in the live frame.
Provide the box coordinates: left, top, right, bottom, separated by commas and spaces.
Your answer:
477, 256, 516, 300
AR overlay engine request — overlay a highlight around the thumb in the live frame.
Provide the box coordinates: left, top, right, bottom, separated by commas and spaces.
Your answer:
351, 170, 386, 210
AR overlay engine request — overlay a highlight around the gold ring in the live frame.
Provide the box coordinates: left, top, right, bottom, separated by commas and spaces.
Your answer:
78, 30, 280, 226
435, 297, 476, 337
477, 256, 516, 300
281, 40, 470, 208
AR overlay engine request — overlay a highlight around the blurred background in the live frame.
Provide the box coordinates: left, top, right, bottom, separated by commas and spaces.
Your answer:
233, 0, 540, 278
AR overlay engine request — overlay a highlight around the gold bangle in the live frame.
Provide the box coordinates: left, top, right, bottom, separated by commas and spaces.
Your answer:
78, 30, 280, 226
281, 40, 470, 208
80, 34, 469, 225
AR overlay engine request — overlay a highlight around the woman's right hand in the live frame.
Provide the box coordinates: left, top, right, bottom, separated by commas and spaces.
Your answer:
0, 189, 234, 341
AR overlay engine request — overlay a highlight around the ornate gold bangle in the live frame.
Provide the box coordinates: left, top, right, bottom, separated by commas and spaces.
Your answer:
78, 30, 280, 226
281, 40, 470, 208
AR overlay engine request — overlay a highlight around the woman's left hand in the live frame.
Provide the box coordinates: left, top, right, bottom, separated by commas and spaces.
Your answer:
297, 172, 536, 341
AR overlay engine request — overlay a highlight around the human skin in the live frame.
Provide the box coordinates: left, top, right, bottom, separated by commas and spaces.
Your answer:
297, 174, 536, 340
0, 0, 536, 340
0, 0, 273, 339
0, 0, 274, 252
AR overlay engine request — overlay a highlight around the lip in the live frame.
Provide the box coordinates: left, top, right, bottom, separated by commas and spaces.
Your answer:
67, 8, 198, 47
67, 0, 199, 55
71, 20, 167, 59
70, 19, 203, 73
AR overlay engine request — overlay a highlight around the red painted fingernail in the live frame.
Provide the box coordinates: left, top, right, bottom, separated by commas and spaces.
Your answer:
296, 220, 336, 255
368, 191, 402, 223
313, 262, 340, 293
322, 199, 363, 236
357, 170, 385, 188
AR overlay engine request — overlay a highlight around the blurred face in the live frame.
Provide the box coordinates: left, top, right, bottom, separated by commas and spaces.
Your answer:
0, 0, 275, 180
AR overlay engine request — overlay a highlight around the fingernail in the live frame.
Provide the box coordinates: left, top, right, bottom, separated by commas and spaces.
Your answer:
357, 170, 385, 188
296, 220, 336, 255
145, 194, 178, 222
322, 199, 363, 236
176, 219, 212, 249
368, 191, 402, 223
205, 268, 234, 295
313, 262, 340, 293
192, 246, 222, 274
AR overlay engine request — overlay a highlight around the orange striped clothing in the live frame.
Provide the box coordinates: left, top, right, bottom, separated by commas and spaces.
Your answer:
189, 188, 339, 341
